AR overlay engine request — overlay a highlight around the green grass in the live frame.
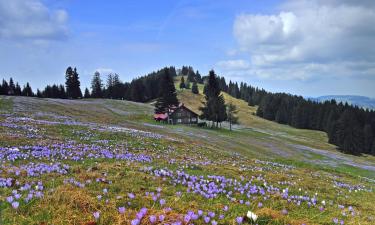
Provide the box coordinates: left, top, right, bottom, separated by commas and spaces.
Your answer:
0, 95, 374, 224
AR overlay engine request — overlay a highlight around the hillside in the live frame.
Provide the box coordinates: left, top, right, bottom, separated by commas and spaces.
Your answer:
1, 95, 375, 224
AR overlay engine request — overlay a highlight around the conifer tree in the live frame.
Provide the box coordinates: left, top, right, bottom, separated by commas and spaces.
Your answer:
154, 68, 179, 114
199, 70, 227, 128
192, 81, 199, 94
8, 78, 15, 95
84, 88, 90, 98
91, 71, 103, 98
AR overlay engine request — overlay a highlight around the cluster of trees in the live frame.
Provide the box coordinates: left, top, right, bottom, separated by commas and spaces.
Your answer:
255, 94, 375, 155
88, 66, 177, 102
214, 77, 375, 155
0, 78, 34, 97
179, 76, 199, 95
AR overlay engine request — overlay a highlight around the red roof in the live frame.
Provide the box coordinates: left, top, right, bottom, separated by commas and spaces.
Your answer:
154, 113, 168, 120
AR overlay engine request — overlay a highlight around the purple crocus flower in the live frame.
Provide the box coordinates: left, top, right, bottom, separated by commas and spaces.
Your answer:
160, 198, 166, 206
236, 217, 243, 224
149, 215, 157, 224
204, 216, 210, 223
159, 214, 165, 222
118, 206, 125, 214
93, 211, 100, 220
131, 219, 140, 225
12, 201, 19, 209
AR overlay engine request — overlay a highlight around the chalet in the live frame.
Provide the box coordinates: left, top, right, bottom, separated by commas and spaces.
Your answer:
154, 103, 198, 125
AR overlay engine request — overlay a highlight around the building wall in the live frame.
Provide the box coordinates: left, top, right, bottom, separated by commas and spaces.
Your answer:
169, 107, 198, 124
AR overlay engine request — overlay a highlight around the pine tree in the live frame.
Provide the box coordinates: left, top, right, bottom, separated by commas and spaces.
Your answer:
8, 78, 15, 95
84, 88, 90, 98
199, 70, 227, 128
65, 67, 74, 98
179, 76, 186, 89
15, 83, 22, 95
192, 81, 199, 94
91, 71, 103, 98
22, 82, 33, 97
154, 68, 179, 114
72, 68, 82, 98
227, 102, 238, 131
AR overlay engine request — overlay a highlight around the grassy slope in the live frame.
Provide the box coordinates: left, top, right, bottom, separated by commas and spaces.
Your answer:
174, 77, 375, 177
1, 94, 375, 224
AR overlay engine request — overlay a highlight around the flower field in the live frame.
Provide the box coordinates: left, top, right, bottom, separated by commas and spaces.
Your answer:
0, 96, 374, 224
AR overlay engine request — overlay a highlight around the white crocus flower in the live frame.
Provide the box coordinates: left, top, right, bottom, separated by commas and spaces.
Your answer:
247, 211, 258, 222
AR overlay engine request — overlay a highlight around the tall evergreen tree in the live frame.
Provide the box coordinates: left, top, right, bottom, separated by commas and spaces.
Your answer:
199, 70, 227, 128
154, 68, 179, 114
91, 71, 103, 98
8, 78, 15, 95
84, 88, 91, 98
22, 82, 33, 97
192, 81, 199, 94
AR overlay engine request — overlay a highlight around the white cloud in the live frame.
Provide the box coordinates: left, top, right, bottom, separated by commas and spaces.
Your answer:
219, 0, 375, 81
216, 59, 250, 70
0, 0, 68, 41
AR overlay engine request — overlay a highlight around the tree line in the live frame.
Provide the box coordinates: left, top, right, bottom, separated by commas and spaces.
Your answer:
215, 78, 375, 155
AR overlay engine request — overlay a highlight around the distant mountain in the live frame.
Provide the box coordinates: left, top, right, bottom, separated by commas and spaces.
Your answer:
310, 95, 375, 109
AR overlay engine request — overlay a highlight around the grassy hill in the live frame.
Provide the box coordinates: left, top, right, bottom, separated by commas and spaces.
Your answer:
1, 94, 375, 224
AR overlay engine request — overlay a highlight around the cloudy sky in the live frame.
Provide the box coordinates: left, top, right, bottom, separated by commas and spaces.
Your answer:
1, 0, 375, 97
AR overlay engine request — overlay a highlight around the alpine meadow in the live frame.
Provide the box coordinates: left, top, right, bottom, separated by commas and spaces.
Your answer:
1, 1, 375, 225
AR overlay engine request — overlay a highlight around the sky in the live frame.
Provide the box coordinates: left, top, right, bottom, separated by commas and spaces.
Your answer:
1, 0, 375, 98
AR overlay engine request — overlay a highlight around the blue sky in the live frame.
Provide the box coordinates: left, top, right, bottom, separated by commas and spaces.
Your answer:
1, 0, 375, 97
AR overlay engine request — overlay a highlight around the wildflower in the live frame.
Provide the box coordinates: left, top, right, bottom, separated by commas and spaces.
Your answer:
118, 206, 126, 214
281, 209, 288, 215
160, 198, 166, 206
128, 193, 135, 199
236, 216, 243, 224
258, 202, 263, 208
149, 215, 157, 224
212, 220, 218, 225
204, 216, 210, 223
247, 211, 258, 222
6, 196, 14, 203
333, 218, 339, 224
12, 201, 19, 209
131, 219, 140, 225
93, 211, 100, 220
159, 214, 165, 222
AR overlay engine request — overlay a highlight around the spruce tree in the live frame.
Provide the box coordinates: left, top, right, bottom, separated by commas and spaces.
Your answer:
154, 68, 179, 114
192, 81, 199, 94
199, 70, 227, 128
91, 71, 103, 98
65, 67, 74, 98
22, 82, 33, 97
8, 78, 15, 95
84, 88, 90, 98
72, 68, 82, 98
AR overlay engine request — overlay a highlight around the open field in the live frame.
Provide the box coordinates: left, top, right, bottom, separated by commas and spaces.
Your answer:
0, 95, 374, 224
